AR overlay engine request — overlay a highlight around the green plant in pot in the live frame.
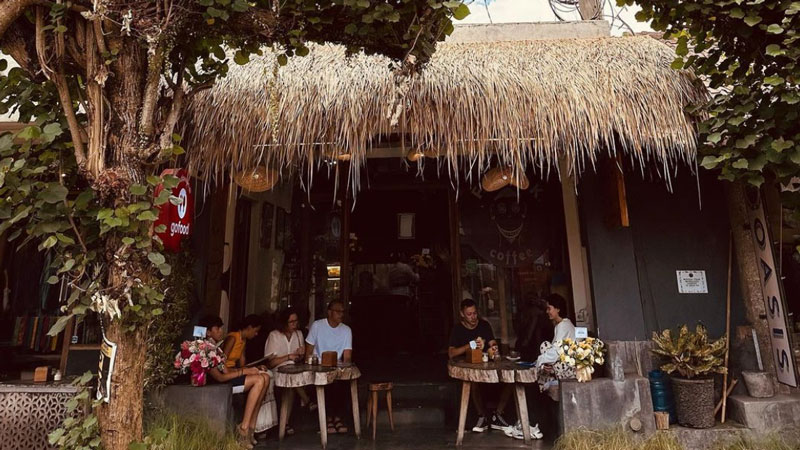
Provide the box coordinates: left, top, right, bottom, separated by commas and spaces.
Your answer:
651, 324, 727, 429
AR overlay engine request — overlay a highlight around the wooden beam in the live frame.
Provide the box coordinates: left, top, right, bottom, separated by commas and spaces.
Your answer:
448, 188, 462, 323
560, 159, 595, 331
339, 162, 352, 306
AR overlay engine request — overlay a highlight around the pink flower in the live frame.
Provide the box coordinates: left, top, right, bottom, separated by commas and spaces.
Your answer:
201, 358, 209, 368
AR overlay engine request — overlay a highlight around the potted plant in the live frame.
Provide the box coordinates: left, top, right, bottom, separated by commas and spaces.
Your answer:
651, 324, 727, 428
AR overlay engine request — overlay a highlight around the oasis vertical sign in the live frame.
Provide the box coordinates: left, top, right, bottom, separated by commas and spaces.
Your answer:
154, 168, 193, 252
748, 190, 798, 387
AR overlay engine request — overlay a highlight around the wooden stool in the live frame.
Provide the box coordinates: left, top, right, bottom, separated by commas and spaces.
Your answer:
366, 382, 394, 439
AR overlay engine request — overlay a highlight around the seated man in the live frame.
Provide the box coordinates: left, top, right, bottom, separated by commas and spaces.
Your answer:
305, 299, 353, 434
448, 299, 514, 434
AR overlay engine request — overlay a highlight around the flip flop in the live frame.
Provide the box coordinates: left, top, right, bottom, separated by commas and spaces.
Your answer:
333, 420, 348, 434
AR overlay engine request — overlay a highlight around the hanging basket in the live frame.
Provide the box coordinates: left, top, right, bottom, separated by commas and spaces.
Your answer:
481, 167, 512, 192
406, 149, 440, 162
510, 172, 530, 190
233, 167, 279, 192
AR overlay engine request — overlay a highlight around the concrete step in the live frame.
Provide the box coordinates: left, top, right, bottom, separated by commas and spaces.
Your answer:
728, 393, 800, 431
667, 422, 749, 450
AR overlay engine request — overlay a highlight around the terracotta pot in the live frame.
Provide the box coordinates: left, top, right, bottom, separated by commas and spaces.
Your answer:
670, 376, 715, 428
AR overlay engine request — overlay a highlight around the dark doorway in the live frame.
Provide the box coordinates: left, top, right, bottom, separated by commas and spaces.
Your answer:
229, 196, 253, 327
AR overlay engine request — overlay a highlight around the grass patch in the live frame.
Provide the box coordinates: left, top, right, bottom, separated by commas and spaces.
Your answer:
555, 428, 683, 450
140, 413, 241, 450
712, 431, 800, 450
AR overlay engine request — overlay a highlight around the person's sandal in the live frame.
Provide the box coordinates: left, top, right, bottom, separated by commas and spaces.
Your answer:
237, 426, 253, 449
249, 428, 257, 446
326, 420, 337, 434
333, 420, 348, 434
286, 425, 295, 435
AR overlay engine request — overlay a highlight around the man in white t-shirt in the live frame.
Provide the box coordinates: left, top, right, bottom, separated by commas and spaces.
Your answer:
305, 299, 352, 362
305, 299, 353, 433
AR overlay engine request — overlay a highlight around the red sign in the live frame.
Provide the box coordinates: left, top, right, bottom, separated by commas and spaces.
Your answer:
154, 168, 193, 252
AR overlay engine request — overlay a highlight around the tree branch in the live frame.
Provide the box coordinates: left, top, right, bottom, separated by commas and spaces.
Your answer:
139, 36, 168, 139
0, 0, 38, 39
0, 22, 43, 81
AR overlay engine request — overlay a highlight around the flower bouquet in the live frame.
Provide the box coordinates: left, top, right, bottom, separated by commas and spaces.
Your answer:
410, 253, 435, 269
174, 339, 226, 386
557, 337, 606, 382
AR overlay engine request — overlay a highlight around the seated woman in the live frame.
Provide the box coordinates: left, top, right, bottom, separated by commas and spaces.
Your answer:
265, 307, 315, 435
536, 293, 577, 399
199, 315, 269, 450
222, 314, 263, 370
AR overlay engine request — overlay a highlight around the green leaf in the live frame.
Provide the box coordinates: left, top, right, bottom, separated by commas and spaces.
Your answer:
729, 7, 744, 18
158, 263, 172, 276
700, 156, 720, 169
40, 183, 68, 203
749, 154, 767, 171
148, 252, 166, 266
766, 44, 785, 56
48, 428, 65, 445
130, 184, 147, 195
122, 237, 136, 245
707, 132, 723, 144
128, 443, 147, 450
764, 75, 784, 85
767, 24, 784, 34
452, 3, 470, 20
41, 235, 58, 249
151, 308, 164, 316
74, 190, 94, 210
743, 15, 762, 26
732, 158, 749, 169
147, 175, 161, 186
48, 314, 74, 336
137, 211, 158, 221
670, 58, 684, 70
47, 275, 60, 284
234, 51, 250, 65
277, 54, 288, 66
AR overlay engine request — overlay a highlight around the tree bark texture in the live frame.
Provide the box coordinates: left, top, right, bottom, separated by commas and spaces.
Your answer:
96, 320, 148, 448
727, 180, 787, 394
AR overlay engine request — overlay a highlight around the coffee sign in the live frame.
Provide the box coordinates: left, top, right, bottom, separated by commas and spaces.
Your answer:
154, 168, 193, 252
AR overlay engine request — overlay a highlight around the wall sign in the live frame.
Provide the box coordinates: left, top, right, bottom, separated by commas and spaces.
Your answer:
747, 189, 798, 387
154, 168, 193, 252
676, 270, 708, 294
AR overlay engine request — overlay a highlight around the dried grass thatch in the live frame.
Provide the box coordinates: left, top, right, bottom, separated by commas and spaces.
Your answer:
182, 35, 707, 188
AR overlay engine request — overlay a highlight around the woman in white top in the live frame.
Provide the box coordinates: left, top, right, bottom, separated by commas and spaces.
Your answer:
536, 294, 577, 402
265, 307, 315, 433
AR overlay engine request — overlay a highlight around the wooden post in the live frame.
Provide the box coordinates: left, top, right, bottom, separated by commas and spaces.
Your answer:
339, 162, 351, 306
721, 232, 732, 423
448, 188, 463, 323
514, 384, 532, 443
497, 269, 509, 346
654, 412, 670, 430
58, 316, 75, 375
560, 159, 594, 331
204, 182, 229, 315
316, 385, 328, 449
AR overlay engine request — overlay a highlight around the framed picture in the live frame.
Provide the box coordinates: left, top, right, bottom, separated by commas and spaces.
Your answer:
397, 213, 415, 239
275, 207, 287, 250
260, 202, 274, 249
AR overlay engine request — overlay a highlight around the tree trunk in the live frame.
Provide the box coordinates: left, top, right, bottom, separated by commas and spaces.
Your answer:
96, 320, 148, 449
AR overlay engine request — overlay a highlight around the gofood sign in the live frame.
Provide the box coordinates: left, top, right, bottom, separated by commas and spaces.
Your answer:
154, 168, 193, 252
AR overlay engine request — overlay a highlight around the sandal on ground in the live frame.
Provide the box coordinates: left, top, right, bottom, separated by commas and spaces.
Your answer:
249, 428, 257, 446
333, 420, 348, 434
306, 401, 318, 412
236, 426, 253, 449
286, 425, 295, 435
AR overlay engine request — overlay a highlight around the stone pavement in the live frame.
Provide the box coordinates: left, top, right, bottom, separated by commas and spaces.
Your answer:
254, 427, 555, 450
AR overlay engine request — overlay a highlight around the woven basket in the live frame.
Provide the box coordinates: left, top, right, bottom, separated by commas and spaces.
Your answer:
406, 149, 440, 162
481, 167, 511, 192
233, 167, 279, 192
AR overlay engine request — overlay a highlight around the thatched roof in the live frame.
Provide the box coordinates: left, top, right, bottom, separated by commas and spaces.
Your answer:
183, 35, 706, 186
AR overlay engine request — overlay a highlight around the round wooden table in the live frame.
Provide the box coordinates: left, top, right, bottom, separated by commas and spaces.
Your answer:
447, 359, 538, 445
274, 363, 362, 449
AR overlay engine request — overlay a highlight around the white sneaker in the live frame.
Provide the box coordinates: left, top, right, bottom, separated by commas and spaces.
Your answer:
472, 416, 489, 433
504, 422, 543, 440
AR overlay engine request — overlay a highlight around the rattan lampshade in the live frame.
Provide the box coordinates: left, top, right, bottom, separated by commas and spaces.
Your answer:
233, 167, 279, 192
510, 172, 530, 190
406, 148, 440, 162
481, 167, 511, 192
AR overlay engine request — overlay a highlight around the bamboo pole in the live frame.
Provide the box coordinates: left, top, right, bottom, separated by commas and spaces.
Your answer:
715, 378, 738, 415
721, 232, 733, 423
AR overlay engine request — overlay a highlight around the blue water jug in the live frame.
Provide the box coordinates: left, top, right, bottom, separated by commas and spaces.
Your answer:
648, 369, 677, 424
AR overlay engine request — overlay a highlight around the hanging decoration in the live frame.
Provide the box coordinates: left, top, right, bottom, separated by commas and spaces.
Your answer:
481, 166, 530, 192
233, 166, 279, 192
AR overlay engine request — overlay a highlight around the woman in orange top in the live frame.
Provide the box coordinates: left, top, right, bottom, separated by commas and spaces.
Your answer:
223, 314, 262, 369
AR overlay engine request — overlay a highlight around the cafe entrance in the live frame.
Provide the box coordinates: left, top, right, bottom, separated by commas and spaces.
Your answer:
283, 157, 574, 382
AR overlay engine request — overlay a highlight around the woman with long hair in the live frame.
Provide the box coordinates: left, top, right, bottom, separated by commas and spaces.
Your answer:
265, 307, 315, 435
199, 315, 269, 449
